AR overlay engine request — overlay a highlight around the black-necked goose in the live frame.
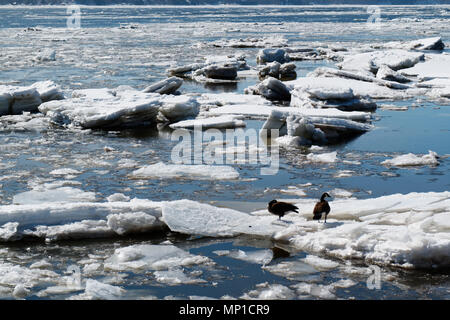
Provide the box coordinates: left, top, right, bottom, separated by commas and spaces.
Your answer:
313, 192, 331, 223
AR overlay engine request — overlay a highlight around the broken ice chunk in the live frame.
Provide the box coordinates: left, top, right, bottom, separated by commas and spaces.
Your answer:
381, 150, 439, 167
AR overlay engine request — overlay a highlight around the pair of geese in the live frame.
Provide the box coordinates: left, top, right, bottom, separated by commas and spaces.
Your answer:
268, 192, 331, 223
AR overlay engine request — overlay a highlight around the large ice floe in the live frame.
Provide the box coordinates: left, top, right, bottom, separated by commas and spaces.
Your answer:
0, 81, 64, 116
337, 49, 424, 74
0, 191, 449, 270
39, 87, 199, 129
272, 191, 450, 269
0, 197, 164, 242
381, 37, 445, 51
209, 37, 288, 48
104, 244, 213, 272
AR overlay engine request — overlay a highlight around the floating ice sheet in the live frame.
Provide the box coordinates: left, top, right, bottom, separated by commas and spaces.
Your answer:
274, 192, 450, 269
104, 244, 212, 271
381, 150, 439, 167
162, 199, 284, 238
39, 89, 199, 129
0, 81, 63, 116
130, 162, 240, 181
12, 187, 96, 205
169, 115, 246, 130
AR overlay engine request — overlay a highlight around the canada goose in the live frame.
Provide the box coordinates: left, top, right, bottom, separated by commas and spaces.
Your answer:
268, 200, 299, 220
313, 193, 331, 223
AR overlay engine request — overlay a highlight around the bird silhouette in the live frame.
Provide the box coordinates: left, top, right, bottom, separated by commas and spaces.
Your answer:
268, 200, 299, 220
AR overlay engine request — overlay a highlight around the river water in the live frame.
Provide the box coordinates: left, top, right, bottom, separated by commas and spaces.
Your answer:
0, 5, 449, 299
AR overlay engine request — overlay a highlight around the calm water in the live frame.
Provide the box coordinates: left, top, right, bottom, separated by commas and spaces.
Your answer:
0, 5, 449, 299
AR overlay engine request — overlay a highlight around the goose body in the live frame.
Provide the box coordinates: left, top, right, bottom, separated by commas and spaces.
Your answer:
313, 193, 331, 223
268, 200, 299, 220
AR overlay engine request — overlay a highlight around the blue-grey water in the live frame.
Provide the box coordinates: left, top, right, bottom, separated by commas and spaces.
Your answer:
0, 5, 449, 300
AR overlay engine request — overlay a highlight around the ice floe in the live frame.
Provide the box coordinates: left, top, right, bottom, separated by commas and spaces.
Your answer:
0, 191, 448, 269
241, 282, 296, 300
82, 279, 124, 300
213, 249, 273, 265
0, 198, 163, 242
258, 61, 296, 80
153, 268, 206, 286
12, 187, 96, 205
338, 50, 424, 74
245, 77, 291, 101
257, 48, 290, 64
169, 115, 246, 130
0, 112, 50, 132
209, 37, 288, 48
383, 37, 446, 51
39, 88, 199, 129
262, 260, 318, 280
209, 105, 371, 122
273, 191, 450, 269
306, 151, 338, 163
263, 111, 372, 147
34, 49, 56, 62
130, 162, 240, 181
0, 81, 63, 116
381, 150, 439, 167
401, 53, 450, 79
162, 200, 284, 238
302, 255, 340, 271
167, 54, 248, 83
104, 244, 212, 271
376, 65, 411, 83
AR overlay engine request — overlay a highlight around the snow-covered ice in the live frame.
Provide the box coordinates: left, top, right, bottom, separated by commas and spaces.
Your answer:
0, 190, 448, 270
39, 88, 199, 129
153, 268, 206, 286
104, 244, 212, 271
241, 282, 296, 300
381, 150, 439, 167
208, 104, 371, 122
12, 187, 96, 205
274, 192, 450, 269
169, 115, 246, 130
142, 77, 183, 95
337, 50, 424, 73
130, 162, 240, 181
306, 151, 338, 163
0, 81, 63, 116
162, 199, 284, 238
0, 198, 164, 242
213, 249, 273, 265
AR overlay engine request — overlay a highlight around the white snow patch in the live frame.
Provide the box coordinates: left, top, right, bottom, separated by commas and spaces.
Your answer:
13, 187, 96, 205
130, 162, 240, 181
381, 150, 439, 167
241, 282, 296, 300
104, 244, 212, 272
307, 151, 338, 163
